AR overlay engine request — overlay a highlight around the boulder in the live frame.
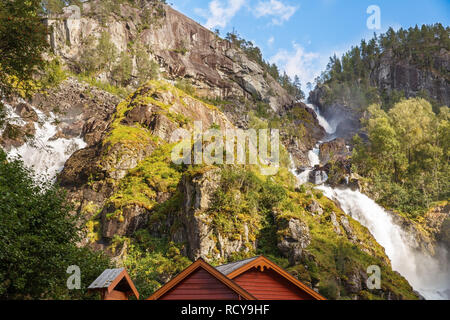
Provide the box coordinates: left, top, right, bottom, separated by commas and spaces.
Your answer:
277, 218, 311, 265
319, 138, 350, 164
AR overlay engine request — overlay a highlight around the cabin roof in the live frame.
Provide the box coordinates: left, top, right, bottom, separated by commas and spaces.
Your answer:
88, 268, 125, 289
88, 268, 139, 299
215, 256, 260, 275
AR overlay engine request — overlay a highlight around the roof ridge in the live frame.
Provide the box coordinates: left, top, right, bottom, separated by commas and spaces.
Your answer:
216, 256, 260, 268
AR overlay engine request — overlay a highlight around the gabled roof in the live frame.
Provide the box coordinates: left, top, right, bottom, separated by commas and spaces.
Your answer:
215, 256, 259, 275
217, 256, 326, 300
88, 268, 125, 289
88, 268, 139, 299
147, 258, 256, 300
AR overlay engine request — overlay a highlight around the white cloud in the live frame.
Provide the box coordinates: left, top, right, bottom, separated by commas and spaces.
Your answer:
195, 0, 246, 29
267, 36, 275, 46
270, 43, 325, 91
254, 0, 298, 25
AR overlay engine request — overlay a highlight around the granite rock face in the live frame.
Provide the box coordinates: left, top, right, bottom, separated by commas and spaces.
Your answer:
277, 218, 311, 265
372, 49, 450, 107
45, 1, 293, 112
319, 138, 350, 164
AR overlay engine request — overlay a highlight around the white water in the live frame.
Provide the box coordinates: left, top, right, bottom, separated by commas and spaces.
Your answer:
4, 101, 86, 179
291, 102, 450, 300
290, 104, 331, 185
305, 103, 336, 135
318, 186, 450, 300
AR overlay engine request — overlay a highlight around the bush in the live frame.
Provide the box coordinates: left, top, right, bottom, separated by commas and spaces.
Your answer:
0, 150, 112, 299
175, 79, 195, 96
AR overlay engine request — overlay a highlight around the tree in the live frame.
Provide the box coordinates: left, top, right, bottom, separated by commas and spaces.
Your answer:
353, 98, 448, 216
97, 31, 118, 72
112, 51, 133, 86
293, 75, 305, 101
0, 150, 111, 299
0, 0, 49, 97
135, 44, 159, 84
388, 98, 434, 164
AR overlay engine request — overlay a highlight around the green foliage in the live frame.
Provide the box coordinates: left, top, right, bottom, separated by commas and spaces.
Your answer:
352, 98, 449, 218
41, 57, 68, 88
107, 144, 184, 221
0, 150, 111, 299
112, 51, 133, 86
135, 44, 159, 85
75, 73, 130, 97
205, 166, 288, 255
175, 79, 196, 96
97, 32, 118, 72
77, 32, 118, 74
0, 0, 49, 97
40, 0, 84, 15
123, 231, 191, 299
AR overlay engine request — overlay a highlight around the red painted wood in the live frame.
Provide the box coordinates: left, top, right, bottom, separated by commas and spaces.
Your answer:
160, 268, 241, 300
233, 268, 314, 300
103, 289, 128, 300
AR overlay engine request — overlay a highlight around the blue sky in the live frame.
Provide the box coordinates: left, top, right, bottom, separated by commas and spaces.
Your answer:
171, 0, 449, 91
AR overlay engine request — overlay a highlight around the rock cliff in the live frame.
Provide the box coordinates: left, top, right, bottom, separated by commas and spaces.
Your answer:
46, 0, 293, 112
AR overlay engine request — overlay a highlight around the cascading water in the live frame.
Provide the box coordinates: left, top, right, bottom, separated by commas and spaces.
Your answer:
291, 102, 450, 300
3, 101, 86, 180
290, 103, 335, 184
305, 103, 336, 136
318, 186, 450, 300
305, 103, 339, 142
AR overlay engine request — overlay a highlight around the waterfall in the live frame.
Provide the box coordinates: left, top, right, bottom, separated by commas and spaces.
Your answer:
318, 186, 450, 300
305, 103, 336, 135
291, 102, 450, 300
4, 101, 86, 180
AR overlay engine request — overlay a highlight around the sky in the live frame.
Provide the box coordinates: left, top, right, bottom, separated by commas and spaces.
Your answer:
170, 0, 449, 92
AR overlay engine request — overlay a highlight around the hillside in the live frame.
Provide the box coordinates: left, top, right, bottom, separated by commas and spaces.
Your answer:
309, 24, 449, 140
3, 0, 448, 300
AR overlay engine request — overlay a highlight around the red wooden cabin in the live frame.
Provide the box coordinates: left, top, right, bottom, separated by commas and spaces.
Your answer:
147, 256, 325, 300
88, 268, 139, 300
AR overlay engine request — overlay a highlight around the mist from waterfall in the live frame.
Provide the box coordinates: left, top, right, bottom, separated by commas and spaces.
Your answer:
291, 102, 450, 300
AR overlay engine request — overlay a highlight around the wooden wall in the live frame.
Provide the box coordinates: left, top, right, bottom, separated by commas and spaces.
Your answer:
102, 290, 128, 300
160, 268, 241, 300
233, 268, 314, 300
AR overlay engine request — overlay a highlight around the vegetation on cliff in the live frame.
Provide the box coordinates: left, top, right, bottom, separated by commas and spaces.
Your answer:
352, 98, 449, 219
314, 23, 449, 112
0, 0, 49, 97
84, 81, 416, 299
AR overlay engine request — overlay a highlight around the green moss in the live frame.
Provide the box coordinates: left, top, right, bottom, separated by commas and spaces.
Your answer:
75, 73, 130, 98
86, 220, 101, 244
106, 143, 184, 221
